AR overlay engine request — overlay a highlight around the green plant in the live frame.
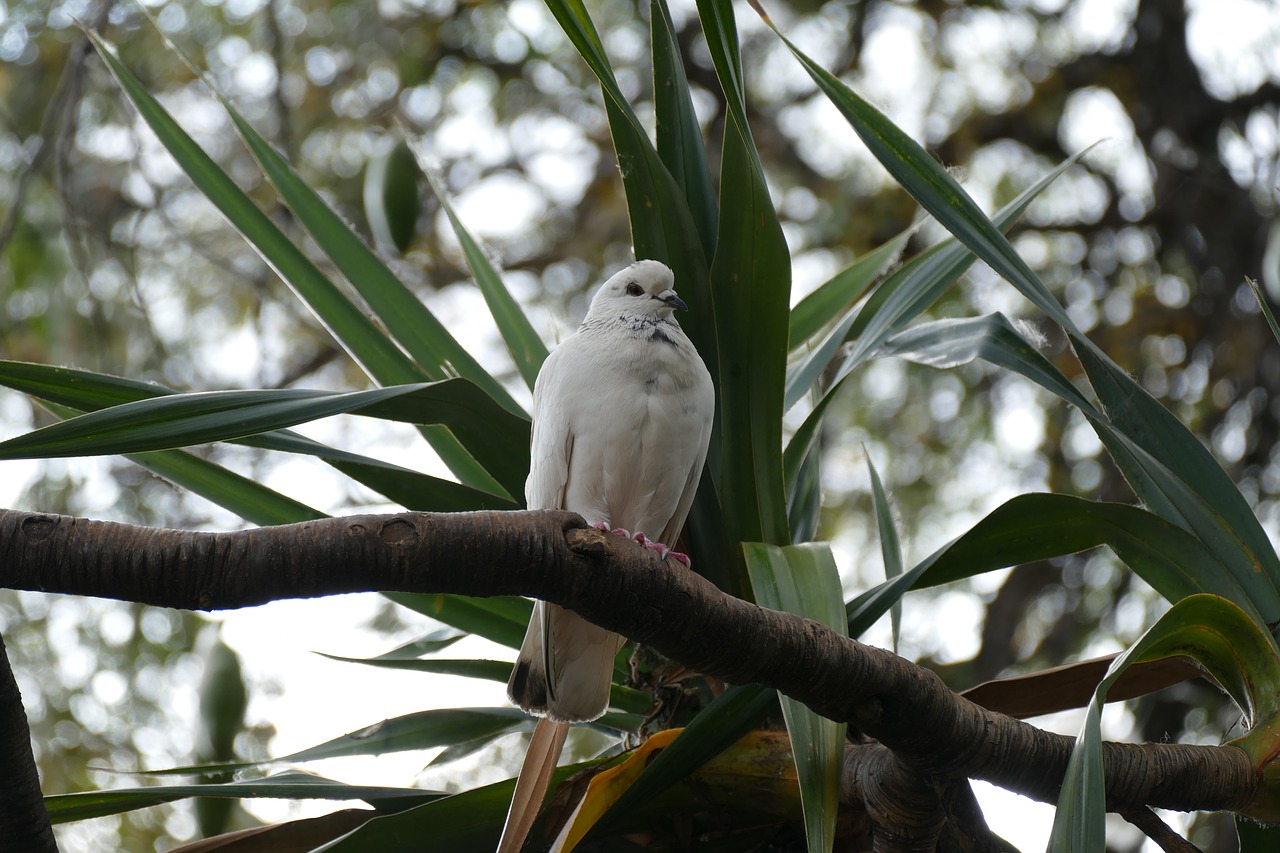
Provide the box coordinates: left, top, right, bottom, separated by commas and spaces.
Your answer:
4, 1, 1280, 851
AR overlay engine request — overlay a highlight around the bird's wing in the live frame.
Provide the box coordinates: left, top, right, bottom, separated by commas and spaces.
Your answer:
524, 344, 575, 513
509, 337, 621, 722
659, 365, 715, 547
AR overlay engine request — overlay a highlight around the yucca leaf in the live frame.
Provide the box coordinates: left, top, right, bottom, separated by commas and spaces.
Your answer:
865, 454, 903, 651
44, 771, 439, 825
651, 0, 717, 259
1050, 595, 1280, 850
0, 360, 516, 512
384, 592, 533, 650
698, 0, 790, 548
223, 111, 523, 414
0, 381, 529, 502
788, 225, 912, 352
744, 542, 845, 853
846, 493, 1254, 635
418, 155, 548, 391
88, 31, 501, 493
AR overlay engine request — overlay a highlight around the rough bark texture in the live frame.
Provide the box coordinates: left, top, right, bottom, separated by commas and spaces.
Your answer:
0, 507, 1267, 836
0, 631, 58, 853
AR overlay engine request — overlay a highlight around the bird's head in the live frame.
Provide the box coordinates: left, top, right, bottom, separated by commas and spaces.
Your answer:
586, 260, 688, 322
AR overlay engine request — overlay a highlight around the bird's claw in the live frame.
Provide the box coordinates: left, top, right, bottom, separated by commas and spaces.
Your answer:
634, 531, 691, 566
595, 524, 692, 567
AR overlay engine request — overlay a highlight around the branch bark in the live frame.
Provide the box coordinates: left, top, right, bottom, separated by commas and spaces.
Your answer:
0, 507, 1267, 834
0, 630, 58, 853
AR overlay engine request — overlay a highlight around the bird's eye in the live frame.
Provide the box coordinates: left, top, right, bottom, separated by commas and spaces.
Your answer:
625, 282, 643, 296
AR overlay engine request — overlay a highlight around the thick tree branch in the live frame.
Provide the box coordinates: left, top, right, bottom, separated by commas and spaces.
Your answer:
0, 631, 58, 853
0, 507, 1266, 825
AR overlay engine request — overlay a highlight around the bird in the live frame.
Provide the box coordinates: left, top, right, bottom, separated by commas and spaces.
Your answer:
496, 259, 715, 853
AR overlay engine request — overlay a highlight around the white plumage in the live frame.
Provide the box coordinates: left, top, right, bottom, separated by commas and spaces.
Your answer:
497, 259, 714, 852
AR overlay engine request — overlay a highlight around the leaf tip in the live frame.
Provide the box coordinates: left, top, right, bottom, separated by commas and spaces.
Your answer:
746, 0, 773, 26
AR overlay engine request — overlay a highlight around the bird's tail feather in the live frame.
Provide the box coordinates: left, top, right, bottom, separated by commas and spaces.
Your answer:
497, 717, 569, 853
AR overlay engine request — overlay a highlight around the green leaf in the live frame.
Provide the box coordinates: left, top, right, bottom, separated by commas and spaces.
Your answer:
123, 447, 327, 526
699, 0, 791, 548
0, 381, 530, 503
783, 149, 1092, 501
788, 226, 911, 351
364, 140, 422, 255
865, 453, 903, 652
878, 314, 1280, 623
1248, 277, 1280, 347
419, 154, 548, 390
88, 31, 502, 492
44, 771, 438, 824
744, 542, 846, 853
1049, 595, 1280, 851
751, 10, 1074, 333
1075, 343, 1280, 616
650, 0, 717, 259
225, 111, 522, 413
754, 13, 1280, 621
787, 440, 822, 545
35, 400, 326, 526
847, 493, 1252, 635
880, 313, 1096, 414
0, 360, 516, 513
384, 592, 533, 650
88, 33, 405, 386
319, 655, 511, 681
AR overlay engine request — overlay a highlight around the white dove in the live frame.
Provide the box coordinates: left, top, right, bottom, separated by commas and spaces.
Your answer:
496, 259, 715, 853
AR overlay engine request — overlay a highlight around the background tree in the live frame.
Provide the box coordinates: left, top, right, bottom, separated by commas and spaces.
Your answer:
1, 0, 1280, 850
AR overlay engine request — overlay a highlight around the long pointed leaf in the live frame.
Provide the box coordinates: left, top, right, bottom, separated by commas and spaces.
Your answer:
750, 7, 1074, 333
0, 382, 530, 501
0, 360, 515, 512
384, 592, 533, 650
650, 0, 717, 259
846, 493, 1254, 635
35, 401, 327, 526
744, 543, 845, 853
699, 0, 790, 548
89, 31, 500, 492
419, 155, 548, 391
224, 110, 524, 414
788, 226, 912, 351
44, 771, 439, 825
865, 454, 903, 651
1050, 595, 1280, 850
783, 149, 1092, 499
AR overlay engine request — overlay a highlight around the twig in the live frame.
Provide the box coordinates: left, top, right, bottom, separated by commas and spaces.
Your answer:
1121, 807, 1203, 853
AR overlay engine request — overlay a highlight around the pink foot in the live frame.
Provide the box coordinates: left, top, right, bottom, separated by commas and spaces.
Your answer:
594, 524, 691, 566
633, 532, 692, 567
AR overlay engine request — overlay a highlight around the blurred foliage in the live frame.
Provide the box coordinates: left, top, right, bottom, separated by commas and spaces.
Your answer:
1, 0, 1279, 849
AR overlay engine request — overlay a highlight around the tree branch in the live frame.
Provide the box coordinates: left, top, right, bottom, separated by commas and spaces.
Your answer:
0, 630, 58, 852
0, 507, 1265, 824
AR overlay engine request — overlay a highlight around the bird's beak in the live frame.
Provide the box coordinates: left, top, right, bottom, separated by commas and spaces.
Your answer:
657, 289, 689, 312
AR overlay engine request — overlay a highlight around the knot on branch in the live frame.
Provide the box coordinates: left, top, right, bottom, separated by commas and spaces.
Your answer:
378, 517, 421, 548
19, 516, 57, 543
